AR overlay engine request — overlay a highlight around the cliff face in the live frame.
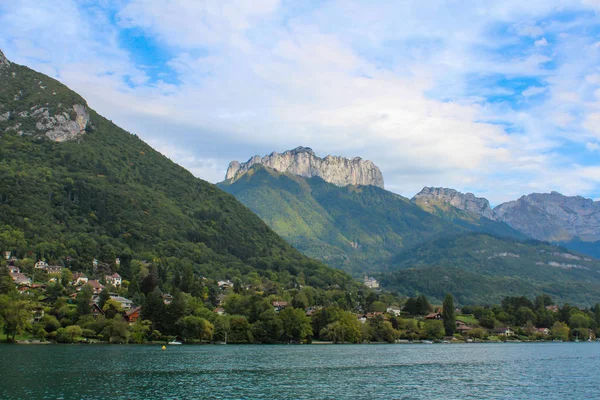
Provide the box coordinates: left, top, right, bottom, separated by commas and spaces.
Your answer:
0, 50, 90, 142
412, 187, 600, 244
225, 146, 385, 188
494, 192, 600, 242
412, 187, 495, 220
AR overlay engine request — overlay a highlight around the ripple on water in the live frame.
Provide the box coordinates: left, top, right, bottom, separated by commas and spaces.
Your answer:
1, 343, 599, 399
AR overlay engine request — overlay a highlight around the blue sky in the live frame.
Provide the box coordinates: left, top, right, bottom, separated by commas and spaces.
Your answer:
2, 0, 600, 204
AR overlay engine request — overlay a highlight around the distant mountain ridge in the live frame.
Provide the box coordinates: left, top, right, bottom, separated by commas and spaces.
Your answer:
225, 146, 385, 188
412, 187, 600, 258
413, 187, 495, 220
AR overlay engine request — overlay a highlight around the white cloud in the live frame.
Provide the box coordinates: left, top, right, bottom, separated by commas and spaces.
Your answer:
586, 142, 600, 151
517, 25, 544, 37
2, 0, 600, 203
522, 86, 547, 96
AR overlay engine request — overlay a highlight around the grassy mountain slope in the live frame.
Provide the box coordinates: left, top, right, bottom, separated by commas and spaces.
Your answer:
0, 54, 355, 290
218, 166, 525, 274
379, 233, 600, 305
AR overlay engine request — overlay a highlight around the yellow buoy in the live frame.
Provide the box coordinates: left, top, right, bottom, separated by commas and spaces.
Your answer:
162, 345, 166, 350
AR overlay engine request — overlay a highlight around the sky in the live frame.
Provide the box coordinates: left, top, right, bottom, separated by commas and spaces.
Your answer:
2, 1, 600, 204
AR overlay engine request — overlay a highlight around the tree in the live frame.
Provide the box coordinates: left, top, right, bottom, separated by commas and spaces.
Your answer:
370, 301, 387, 313
466, 328, 488, 339
56, 325, 82, 343
130, 320, 152, 344
102, 299, 124, 319
228, 316, 253, 343
102, 316, 130, 343
252, 309, 283, 343
551, 321, 570, 341
60, 268, 73, 287
176, 316, 213, 342
515, 307, 537, 326
292, 292, 309, 310
1, 299, 33, 341
422, 320, 445, 340
523, 320, 536, 337
416, 295, 433, 315
98, 288, 111, 310
76, 285, 93, 316
279, 307, 312, 342
442, 293, 456, 336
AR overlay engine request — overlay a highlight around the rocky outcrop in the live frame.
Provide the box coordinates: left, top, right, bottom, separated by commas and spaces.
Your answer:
0, 49, 9, 68
33, 104, 90, 142
0, 49, 89, 142
494, 192, 600, 242
225, 146, 385, 188
412, 187, 495, 219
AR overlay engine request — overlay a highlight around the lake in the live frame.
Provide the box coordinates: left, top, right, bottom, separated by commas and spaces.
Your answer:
1, 342, 599, 399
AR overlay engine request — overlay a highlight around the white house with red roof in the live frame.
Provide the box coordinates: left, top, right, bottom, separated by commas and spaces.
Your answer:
104, 273, 122, 287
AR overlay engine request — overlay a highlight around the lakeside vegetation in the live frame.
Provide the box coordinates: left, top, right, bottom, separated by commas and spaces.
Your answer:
2, 259, 599, 345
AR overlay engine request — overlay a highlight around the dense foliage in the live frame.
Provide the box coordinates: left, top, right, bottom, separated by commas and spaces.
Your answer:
380, 233, 600, 305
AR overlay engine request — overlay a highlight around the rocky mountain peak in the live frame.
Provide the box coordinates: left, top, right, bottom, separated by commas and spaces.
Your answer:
225, 147, 385, 188
412, 187, 495, 220
493, 192, 600, 241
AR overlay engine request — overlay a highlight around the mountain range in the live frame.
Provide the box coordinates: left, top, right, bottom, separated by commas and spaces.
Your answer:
3, 46, 600, 306
219, 149, 600, 305
414, 187, 600, 258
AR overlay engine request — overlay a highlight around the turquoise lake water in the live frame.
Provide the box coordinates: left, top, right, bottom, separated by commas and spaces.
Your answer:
1, 342, 599, 399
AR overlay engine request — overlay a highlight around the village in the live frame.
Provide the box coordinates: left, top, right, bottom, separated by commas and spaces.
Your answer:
2, 250, 597, 345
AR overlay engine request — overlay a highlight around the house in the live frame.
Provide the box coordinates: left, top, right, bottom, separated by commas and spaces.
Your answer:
46, 265, 63, 275
456, 320, 472, 334
85, 280, 105, 294
8, 265, 21, 274
124, 306, 141, 324
536, 328, 550, 335
363, 276, 380, 289
34, 260, 48, 269
104, 273, 122, 287
493, 327, 514, 336
386, 306, 402, 317
357, 314, 367, 324
425, 312, 443, 320
546, 305, 559, 313
218, 280, 233, 290
365, 312, 385, 319
162, 293, 173, 305
272, 301, 289, 312
11, 273, 31, 286
213, 307, 225, 315
110, 295, 134, 310
72, 272, 88, 286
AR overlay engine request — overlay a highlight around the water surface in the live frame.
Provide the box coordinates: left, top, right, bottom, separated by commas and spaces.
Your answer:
1, 343, 598, 399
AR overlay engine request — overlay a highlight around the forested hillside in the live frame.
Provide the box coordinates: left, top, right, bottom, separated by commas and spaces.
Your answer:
0, 53, 355, 291
219, 165, 525, 274
379, 233, 600, 305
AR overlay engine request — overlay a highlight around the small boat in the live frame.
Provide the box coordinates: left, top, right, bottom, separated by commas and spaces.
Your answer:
168, 340, 183, 345
421, 340, 433, 344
